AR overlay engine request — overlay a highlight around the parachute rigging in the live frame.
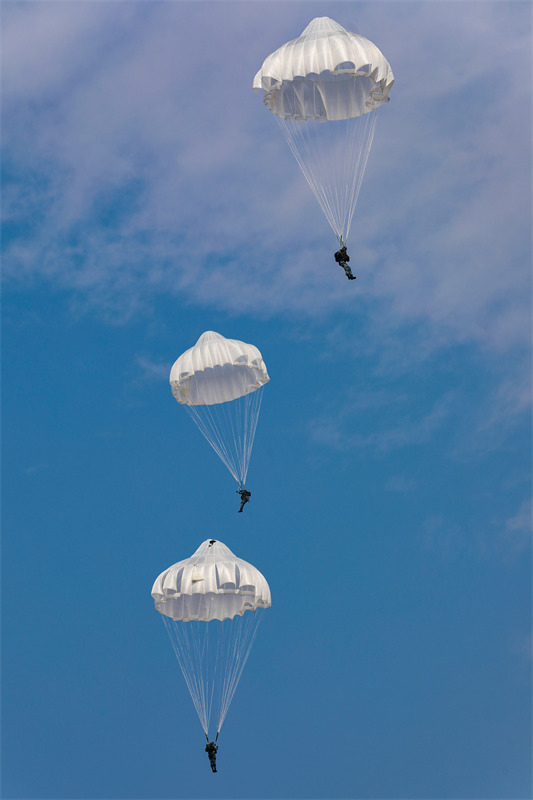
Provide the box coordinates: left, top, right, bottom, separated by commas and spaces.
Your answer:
152, 539, 271, 740
253, 16, 394, 245
170, 331, 269, 487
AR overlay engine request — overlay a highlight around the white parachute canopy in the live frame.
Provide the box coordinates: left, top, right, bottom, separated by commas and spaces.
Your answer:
152, 539, 271, 739
170, 331, 269, 487
253, 16, 394, 244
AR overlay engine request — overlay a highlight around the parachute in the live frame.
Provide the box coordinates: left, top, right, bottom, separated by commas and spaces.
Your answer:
170, 331, 269, 488
152, 539, 271, 740
253, 16, 394, 245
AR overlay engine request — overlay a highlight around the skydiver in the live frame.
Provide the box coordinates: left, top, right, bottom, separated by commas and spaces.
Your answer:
236, 487, 251, 513
205, 740, 218, 773
334, 245, 356, 280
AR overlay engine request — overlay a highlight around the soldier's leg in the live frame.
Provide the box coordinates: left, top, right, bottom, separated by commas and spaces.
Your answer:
343, 262, 355, 279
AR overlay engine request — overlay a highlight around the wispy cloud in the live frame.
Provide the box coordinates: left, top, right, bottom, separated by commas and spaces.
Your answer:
385, 474, 418, 493
305, 319, 530, 465
508, 631, 532, 666
450, 366, 532, 460
136, 355, 171, 383
420, 494, 532, 562
309, 389, 457, 454
503, 498, 532, 555
24, 463, 49, 477
420, 514, 468, 561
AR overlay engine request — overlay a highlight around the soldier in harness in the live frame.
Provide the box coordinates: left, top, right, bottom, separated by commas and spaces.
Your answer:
205, 738, 218, 773
236, 487, 251, 512
334, 243, 356, 280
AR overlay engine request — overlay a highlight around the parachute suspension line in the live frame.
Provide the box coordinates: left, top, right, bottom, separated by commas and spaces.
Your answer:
202, 619, 217, 735
163, 616, 221, 736
163, 610, 265, 740
185, 403, 237, 482
240, 385, 263, 485
217, 613, 246, 731
342, 108, 379, 243
276, 115, 336, 235
163, 615, 209, 735
185, 387, 264, 486
275, 105, 379, 244
216, 609, 263, 734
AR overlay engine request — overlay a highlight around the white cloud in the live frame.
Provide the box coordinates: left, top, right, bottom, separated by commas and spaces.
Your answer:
2, 1, 531, 359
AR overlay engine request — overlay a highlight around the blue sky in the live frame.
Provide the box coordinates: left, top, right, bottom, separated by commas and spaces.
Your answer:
1, 2, 531, 799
